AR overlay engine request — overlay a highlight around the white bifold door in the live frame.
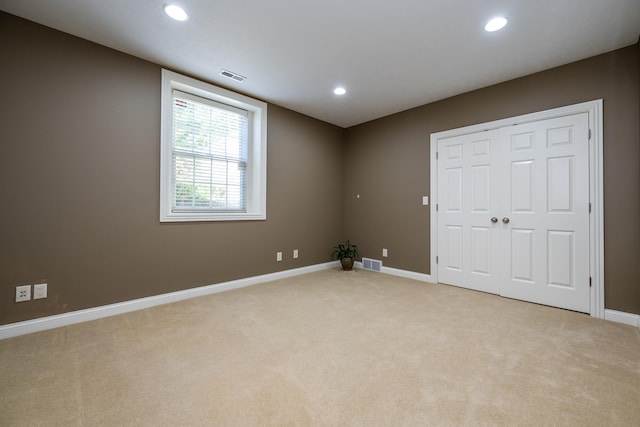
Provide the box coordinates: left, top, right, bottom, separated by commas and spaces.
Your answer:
437, 113, 590, 313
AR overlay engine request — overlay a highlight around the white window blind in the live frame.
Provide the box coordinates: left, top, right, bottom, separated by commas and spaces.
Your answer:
171, 90, 249, 212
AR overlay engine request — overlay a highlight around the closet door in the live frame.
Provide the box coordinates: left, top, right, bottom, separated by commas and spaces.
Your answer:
437, 112, 591, 313
499, 113, 590, 312
437, 130, 501, 294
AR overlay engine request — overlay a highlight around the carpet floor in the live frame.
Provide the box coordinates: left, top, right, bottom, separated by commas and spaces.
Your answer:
1, 268, 639, 426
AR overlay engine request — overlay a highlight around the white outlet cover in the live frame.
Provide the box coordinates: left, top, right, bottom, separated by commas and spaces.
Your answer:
422, 196, 429, 205
293, 249, 299, 259
276, 252, 283, 261
16, 285, 31, 302
34, 283, 47, 299
382, 248, 388, 257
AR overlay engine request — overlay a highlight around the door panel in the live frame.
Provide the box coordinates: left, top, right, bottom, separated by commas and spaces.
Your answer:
471, 165, 490, 212
437, 131, 501, 294
446, 168, 463, 211
510, 228, 535, 283
511, 160, 534, 212
547, 157, 573, 212
511, 131, 535, 151
500, 113, 590, 312
547, 230, 574, 288
470, 226, 491, 275
445, 225, 463, 271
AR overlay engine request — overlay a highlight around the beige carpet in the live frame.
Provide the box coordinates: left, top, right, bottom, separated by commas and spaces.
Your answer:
1, 269, 639, 426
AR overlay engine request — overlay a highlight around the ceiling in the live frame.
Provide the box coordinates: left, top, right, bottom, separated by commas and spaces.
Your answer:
1, 0, 639, 128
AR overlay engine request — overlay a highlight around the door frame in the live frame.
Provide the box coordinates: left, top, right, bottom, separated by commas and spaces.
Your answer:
429, 100, 604, 318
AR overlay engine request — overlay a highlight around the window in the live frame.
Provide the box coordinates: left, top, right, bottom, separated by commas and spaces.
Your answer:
160, 70, 267, 222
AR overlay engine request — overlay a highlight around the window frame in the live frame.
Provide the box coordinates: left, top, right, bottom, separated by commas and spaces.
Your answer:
160, 69, 267, 222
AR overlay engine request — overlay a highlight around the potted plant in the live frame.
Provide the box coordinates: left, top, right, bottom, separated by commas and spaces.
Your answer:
332, 239, 359, 271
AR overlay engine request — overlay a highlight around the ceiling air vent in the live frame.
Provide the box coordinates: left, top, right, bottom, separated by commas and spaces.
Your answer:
220, 69, 246, 82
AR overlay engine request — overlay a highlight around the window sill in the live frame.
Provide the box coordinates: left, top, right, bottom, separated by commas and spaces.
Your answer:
160, 212, 267, 222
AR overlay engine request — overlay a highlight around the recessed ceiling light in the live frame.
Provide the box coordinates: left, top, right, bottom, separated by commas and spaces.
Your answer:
485, 17, 507, 32
164, 4, 188, 21
333, 87, 346, 95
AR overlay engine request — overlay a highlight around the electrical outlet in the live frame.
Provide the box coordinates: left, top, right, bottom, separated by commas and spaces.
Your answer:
34, 283, 47, 300
382, 248, 388, 257
16, 285, 31, 302
293, 249, 299, 259
276, 251, 283, 262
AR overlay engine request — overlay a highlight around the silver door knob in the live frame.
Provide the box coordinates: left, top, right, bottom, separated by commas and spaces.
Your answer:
502, 217, 510, 224
491, 217, 498, 223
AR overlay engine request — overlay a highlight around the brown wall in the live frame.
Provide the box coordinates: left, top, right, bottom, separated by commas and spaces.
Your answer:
2, 12, 639, 325
0, 13, 345, 325
345, 44, 640, 314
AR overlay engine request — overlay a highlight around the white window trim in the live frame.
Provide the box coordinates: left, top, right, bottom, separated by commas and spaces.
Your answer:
160, 69, 267, 222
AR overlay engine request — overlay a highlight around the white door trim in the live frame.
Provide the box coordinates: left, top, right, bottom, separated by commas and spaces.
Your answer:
429, 100, 604, 318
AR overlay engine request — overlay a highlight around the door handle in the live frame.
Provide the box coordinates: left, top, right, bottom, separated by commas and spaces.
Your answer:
491, 217, 498, 223
502, 217, 510, 224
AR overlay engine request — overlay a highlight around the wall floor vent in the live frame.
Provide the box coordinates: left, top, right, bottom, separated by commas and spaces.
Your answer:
362, 257, 382, 272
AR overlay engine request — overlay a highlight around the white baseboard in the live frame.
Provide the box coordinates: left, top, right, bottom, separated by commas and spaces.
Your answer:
0, 261, 339, 340
355, 263, 640, 330
5, 263, 635, 340
355, 261, 433, 283
604, 309, 640, 329
380, 266, 432, 283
